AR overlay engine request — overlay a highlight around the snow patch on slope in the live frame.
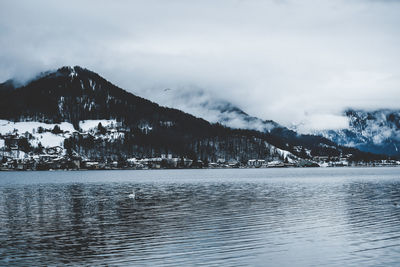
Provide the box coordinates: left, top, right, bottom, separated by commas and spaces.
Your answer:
31, 132, 66, 147
265, 142, 299, 163
79, 120, 117, 132
0, 120, 75, 135
0, 119, 124, 149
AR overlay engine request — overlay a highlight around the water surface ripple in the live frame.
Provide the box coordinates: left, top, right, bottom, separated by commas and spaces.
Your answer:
1, 168, 400, 266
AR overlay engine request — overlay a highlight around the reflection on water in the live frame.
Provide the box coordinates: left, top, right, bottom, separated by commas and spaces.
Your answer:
0, 168, 400, 266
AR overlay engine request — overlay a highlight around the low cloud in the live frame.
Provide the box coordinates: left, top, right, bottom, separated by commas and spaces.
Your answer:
295, 114, 350, 133
1, 0, 400, 131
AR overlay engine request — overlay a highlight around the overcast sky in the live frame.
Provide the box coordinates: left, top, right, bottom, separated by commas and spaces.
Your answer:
1, 0, 399, 131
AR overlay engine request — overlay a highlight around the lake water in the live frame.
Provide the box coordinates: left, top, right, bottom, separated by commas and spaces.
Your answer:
1, 168, 400, 266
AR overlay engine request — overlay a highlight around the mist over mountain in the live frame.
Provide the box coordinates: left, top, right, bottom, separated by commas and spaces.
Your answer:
314, 109, 400, 156
0, 66, 379, 165
2, 0, 400, 132
149, 87, 278, 132
145, 86, 400, 159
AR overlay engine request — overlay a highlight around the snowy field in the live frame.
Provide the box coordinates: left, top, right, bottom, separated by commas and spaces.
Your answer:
0, 119, 119, 148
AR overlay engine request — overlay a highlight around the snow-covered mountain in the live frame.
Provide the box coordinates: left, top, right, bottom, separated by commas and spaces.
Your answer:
314, 109, 400, 156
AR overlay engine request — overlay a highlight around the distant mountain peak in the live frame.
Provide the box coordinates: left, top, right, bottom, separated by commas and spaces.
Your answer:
57, 65, 83, 73
313, 109, 400, 156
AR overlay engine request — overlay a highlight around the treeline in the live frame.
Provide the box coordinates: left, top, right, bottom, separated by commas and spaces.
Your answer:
0, 66, 389, 162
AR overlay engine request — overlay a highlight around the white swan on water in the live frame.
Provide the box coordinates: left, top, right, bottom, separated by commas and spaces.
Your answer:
128, 190, 136, 199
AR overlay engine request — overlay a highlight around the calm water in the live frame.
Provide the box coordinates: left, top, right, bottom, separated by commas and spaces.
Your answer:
1, 168, 400, 266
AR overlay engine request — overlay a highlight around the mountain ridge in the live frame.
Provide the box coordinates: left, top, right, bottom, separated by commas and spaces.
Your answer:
314, 109, 400, 157
156, 86, 400, 159
0, 66, 386, 164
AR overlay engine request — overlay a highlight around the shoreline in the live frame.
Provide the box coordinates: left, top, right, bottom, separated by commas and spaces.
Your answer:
1, 165, 399, 172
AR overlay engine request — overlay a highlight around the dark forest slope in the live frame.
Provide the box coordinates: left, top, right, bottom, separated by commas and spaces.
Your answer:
0, 66, 384, 162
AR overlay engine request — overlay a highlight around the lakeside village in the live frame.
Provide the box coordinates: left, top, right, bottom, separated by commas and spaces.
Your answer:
1, 119, 400, 171
1, 144, 400, 171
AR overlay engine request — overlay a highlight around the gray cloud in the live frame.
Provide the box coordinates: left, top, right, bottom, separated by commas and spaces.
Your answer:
1, 0, 400, 131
